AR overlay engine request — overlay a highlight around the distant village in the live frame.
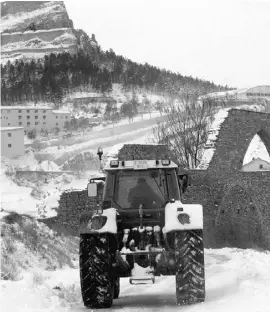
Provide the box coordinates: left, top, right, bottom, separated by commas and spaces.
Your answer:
1, 84, 270, 171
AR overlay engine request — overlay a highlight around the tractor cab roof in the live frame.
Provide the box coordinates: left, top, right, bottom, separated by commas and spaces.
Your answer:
104, 159, 178, 171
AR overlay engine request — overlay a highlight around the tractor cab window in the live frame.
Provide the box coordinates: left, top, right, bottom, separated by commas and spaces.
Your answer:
114, 169, 180, 209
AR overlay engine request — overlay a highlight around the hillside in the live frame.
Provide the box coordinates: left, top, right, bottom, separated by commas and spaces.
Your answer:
0, 1, 230, 107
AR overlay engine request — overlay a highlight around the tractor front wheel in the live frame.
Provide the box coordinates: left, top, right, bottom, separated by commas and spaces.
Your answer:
80, 234, 114, 309
175, 230, 205, 305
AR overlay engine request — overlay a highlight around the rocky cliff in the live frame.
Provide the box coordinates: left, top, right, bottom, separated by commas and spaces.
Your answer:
0, 1, 98, 63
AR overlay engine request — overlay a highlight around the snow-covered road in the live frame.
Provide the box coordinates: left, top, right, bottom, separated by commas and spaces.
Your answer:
1, 248, 270, 312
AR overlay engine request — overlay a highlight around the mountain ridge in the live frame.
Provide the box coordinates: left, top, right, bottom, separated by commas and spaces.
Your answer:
0, 1, 98, 64
0, 1, 230, 106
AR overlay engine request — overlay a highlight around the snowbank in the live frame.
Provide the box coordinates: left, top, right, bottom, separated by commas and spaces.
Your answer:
1, 247, 270, 311
26, 160, 61, 172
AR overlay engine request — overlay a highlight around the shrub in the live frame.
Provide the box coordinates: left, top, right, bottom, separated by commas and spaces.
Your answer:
56, 284, 81, 304
2, 211, 23, 225
31, 186, 45, 199
32, 271, 48, 285
1, 257, 22, 281
27, 128, 37, 139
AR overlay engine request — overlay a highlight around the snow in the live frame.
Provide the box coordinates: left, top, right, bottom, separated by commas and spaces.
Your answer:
0, 126, 23, 131
25, 160, 61, 172
0, 171, 38, 216
1, 105, 52, 110
1, 27, 71, 36
197, 108, 231, 169
163, 200, 203, 233
2, 33, 76, 53
105, 142, 125, 160
1, 248, 270, 311
39, 123, 154, 164
131, 263, 154, 277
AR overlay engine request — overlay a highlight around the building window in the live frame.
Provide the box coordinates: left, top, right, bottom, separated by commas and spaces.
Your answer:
18, 110, 22, 113
35, 110, 38, 113
27, 116, 30, 119
8, 144, 12, 148
43, 116, 46, 119
66, 116, 68, 119
43, 122, 46, 125
56, 122, 58, 126
18, 115, 22, 119
8, 123, 10, 126
27, 110, 30, 113
8, 133, 11, 137
43, 110, 46, 113
35, 122, 39, 125
35, 116, 38, 119
19, 122, 22, 126
259, 164, 263, 169
56, 116, 58, 119
27, 122, 30, 126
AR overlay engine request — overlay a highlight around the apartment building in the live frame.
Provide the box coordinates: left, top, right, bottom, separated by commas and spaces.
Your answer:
0, 106, 71, 133
1, 127, 24, 157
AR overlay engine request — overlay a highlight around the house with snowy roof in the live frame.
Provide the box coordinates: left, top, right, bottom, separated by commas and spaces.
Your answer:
241, 157, 270, 172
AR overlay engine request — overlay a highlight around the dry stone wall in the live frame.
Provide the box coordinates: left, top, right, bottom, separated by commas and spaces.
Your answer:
118, 144, 173, 161
183, 109, 270, 249
56, 182, 104, 231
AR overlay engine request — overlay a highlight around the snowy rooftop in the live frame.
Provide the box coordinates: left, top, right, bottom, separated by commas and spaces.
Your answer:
1, 106, 52, 110
71, 93, 105, 99
0, 126, 24, 131
52, 110, 71, 114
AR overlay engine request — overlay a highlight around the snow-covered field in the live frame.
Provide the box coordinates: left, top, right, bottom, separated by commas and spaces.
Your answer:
0, 124, 151, 218
1, 248, 270, 312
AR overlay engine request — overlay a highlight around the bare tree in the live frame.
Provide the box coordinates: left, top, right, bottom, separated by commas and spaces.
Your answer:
151, 91, 224, 168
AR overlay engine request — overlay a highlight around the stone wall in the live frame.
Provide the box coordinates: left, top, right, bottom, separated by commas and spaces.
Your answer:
183, 109, 270, 249
118, 144, 173, 161
56, 181, 104, 230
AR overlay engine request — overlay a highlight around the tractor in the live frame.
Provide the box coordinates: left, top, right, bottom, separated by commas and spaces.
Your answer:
79, 144, 205, 308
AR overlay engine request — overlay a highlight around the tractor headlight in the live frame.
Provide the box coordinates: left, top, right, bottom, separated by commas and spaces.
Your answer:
177, 213, 190, 225
110, 160, 119, 168
161, 159, 170, 166
88, 216, 107, 230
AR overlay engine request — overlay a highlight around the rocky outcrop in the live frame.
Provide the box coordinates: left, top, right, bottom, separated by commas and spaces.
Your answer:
0, 1, 98, 63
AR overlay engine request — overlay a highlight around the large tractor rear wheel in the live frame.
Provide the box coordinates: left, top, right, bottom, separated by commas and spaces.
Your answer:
175, 230, 205, 305
80, 234, 114, 309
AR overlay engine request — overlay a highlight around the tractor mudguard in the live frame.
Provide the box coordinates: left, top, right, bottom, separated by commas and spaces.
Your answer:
79, 208, 118, 234
163, 200, 203, 234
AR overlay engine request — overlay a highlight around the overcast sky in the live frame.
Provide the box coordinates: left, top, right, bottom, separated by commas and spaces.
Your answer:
64, 0, 270, 88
